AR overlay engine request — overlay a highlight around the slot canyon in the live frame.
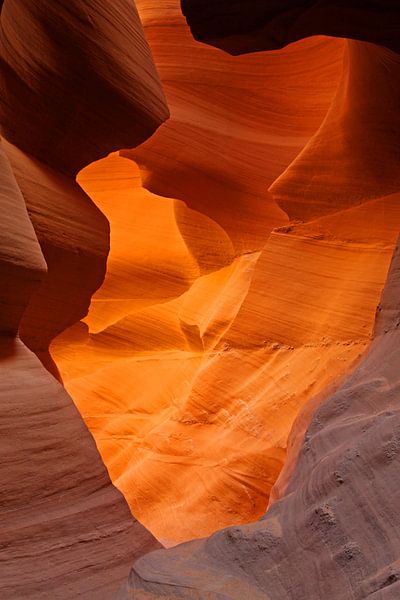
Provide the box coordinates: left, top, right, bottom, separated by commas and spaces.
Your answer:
1, 1, 400, 599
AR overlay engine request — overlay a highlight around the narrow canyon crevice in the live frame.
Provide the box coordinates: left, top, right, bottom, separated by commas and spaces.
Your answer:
51, 6, 399, 549
1, 1, 400, 599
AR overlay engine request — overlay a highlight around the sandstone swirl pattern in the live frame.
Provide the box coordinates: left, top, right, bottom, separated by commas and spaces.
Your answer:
127, 242, 400, 599
1, 0, 400, 598
0, 0, 169, 175
0, 1, 168, 598
51, 0, 400, 555
51, 1, 350, 545
119, 1, 400, 598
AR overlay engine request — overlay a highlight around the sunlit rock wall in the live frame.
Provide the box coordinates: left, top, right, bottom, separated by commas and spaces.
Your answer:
2, 0, 400, 598
51, 0, 400, 549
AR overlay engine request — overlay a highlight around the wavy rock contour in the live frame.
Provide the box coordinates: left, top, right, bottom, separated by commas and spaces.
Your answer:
126, 239, 400, 599
51, 0, 400, 549
0, 0, 168, 597
0, 0, 169, 174
110, 1, 400, 597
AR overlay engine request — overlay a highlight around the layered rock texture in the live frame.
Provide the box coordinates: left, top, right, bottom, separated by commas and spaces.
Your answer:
118, 2, 400, 598
0, 0, 169, 174
127, 240, 400, 599
0, 1, 166, 598
51, 3, 349, 543
2, 0, 400, 598
51, 0, 400, 555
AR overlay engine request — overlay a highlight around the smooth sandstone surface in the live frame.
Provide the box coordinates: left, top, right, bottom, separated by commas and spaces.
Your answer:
77, 153, 235, 332
123, 0, 344, 254
125, 242, 400, 599
2, 140, 109, 373
0, 142, 46, 334
0, 338, 161, 600
51, 0, 400, 547
110, 3, 400, 598
0, 1, 165, 597
0, 0, 169, 174
2, 0, 400, 597
50, 7, 343, 542
52, 33, 400, 544
271, 42, 400, 220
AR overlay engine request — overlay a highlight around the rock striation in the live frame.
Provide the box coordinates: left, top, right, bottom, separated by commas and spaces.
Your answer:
0, 338, 160, 600
123, 0, 344, 254
111, 1, 400, 597
2, 140, 110, 375
126, 238, 400, 599
0, 0, 169, 174
0, 0, 167, 598
51, 1, 400, 548
271, 41, 400, 220
0, 143, 46, 334
2, 0, 400, 597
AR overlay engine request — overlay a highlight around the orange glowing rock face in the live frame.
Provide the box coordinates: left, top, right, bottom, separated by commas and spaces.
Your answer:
123, 1, 345, 254
51, 22, 400, 544
52, 168, 398, 543
3, 0, 400, 597
52, 48, 400, 545
76, 153, 235, 333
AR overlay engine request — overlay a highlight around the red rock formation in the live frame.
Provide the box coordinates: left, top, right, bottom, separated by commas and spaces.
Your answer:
2, 0, 400, 596
0, 338, 160, 600
2, 140, 109, 374
123, 247, 400, 598
123, 0, 343, 253
111, 3, 400, 597
0, 157, 161, 596
0, 143, 46, 334
0, 1, 167, 597
375, 240, 400, 337
50, 20, 347, 541
51, 13, 400, 547
0, 0, 169, 174
271, 42, 400, 220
